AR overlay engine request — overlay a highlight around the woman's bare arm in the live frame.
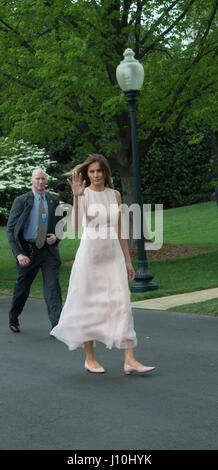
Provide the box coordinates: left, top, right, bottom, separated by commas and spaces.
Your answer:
115, 190, 135, 282
67, 172, 86, 231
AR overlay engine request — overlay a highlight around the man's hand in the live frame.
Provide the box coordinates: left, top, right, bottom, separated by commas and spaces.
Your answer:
46, 233, 57, 245
17, 254, 31, 267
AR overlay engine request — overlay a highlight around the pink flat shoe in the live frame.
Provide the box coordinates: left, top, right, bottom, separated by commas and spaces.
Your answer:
124, 363, 155, 375
84, 360, 105, 374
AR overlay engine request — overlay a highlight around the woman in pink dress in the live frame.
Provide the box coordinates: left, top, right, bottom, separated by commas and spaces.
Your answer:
51, 154, 155, 375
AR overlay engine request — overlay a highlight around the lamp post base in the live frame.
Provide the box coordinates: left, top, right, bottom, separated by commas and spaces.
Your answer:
130, 280, 158, 293
130, 261, 158, 293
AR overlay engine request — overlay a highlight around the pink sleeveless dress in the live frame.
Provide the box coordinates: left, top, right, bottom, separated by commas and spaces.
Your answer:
50, 187, 137, 350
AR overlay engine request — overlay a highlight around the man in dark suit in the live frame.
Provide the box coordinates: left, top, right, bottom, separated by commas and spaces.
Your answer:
7, 168, 62, 333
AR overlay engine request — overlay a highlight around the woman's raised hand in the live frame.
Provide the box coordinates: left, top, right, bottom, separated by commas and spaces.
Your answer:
67, 172, 86, 196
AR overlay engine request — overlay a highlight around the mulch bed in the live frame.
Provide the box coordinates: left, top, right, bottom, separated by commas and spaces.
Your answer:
130, 243, 211, 261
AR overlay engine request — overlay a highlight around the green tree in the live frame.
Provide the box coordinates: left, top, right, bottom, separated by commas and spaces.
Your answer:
0, 0, 217, 210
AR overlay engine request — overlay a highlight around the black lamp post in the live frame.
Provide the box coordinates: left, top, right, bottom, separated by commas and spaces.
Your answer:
116, 49, 158, 293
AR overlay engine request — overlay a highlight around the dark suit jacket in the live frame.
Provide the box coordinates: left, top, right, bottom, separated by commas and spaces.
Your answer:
7, 191, 61, 262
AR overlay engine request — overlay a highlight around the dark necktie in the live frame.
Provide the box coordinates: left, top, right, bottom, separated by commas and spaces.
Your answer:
36, 195, 46, 249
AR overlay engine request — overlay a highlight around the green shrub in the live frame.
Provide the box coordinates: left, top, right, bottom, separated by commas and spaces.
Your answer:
140, 126, 215, 207
0, 138, 58, 224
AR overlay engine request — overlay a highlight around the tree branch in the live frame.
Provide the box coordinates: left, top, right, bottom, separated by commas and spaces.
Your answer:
137, 0, 180, 33
174, 81, 215, 127
121, 0, 132, 28
192, 1, 218, 64
0, 18, 34, 52
140, 11, 217, 133
135, 0, 143, 57
201, 45, 218, 58
199, 0, 218, 47
38, 28, 53, 37
139, 0, 197, 57
0, 73, 36, 90
158, 0, 197, 40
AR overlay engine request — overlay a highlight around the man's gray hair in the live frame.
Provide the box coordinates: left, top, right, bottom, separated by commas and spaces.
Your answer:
31, 168, 48, 178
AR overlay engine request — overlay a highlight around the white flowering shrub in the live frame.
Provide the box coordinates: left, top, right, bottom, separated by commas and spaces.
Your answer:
0, 137, 58, 223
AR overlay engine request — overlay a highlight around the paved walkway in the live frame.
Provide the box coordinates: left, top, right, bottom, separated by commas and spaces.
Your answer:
131, 287, 218, 310
0, 293, 218, 451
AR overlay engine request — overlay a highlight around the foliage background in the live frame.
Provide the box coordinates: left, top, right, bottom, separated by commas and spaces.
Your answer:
0, 0, 217, 224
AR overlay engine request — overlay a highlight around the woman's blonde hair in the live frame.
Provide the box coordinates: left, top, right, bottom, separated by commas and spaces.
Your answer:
65, 154, 114, 188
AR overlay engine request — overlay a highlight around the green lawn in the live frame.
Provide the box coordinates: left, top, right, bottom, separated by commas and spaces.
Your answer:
131, 250, 218, 301
1, 200, 218, 301
168, 298, 218, 316
161, 200, 218, 249
0, 227, 81, 299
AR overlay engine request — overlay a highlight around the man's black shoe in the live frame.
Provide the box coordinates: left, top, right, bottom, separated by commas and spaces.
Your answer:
9, 321, 20, 333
